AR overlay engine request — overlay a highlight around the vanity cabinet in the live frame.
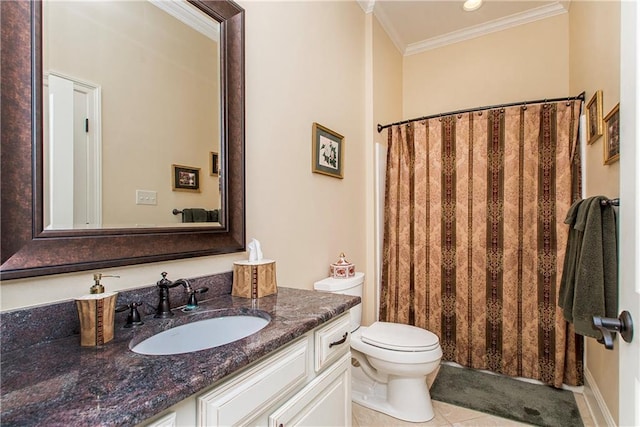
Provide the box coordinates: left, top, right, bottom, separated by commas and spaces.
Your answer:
143, 313, 351, 427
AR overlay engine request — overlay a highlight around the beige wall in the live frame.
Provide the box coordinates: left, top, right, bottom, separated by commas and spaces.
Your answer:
373, 17, 403, 132
368, 15, 403, 325
569, 1, 621, 423
45, 1, 219, 227
403, 14, 570, 119
242, 0, 366, 288
1, 1, 367, 310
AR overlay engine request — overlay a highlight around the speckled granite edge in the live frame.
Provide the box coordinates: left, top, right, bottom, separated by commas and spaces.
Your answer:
1, 284, 360, 426
0, 272, 233, 353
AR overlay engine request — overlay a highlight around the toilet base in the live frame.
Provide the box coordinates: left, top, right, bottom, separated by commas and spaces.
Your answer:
351, 366, 435, 422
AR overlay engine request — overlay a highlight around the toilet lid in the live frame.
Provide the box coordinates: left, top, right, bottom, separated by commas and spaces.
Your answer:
361, 322, 440, 352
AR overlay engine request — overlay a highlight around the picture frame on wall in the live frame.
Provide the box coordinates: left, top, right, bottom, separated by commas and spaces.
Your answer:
172, 164, 201, 192
210, 152, 219, 176
603, 103, 620, 165
586, 90, 603, 144
312, 122, 344, 179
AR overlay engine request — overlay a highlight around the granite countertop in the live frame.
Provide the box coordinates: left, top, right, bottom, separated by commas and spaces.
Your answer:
0, 287, 359, 426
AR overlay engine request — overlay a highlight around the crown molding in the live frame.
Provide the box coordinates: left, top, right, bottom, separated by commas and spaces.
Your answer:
404, 2, 567, 56
357, 0, 375, 14
149, 0, 219, 41
372, 2, 405, 55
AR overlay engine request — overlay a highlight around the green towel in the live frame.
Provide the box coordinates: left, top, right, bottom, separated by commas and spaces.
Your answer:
182, 208, 208, 223
559, 196, 618, 338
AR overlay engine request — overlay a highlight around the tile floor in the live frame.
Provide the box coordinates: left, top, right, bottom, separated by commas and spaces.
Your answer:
351, 366, 597, 427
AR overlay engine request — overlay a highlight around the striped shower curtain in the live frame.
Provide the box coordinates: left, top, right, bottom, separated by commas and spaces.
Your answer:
380, 100, 583, 387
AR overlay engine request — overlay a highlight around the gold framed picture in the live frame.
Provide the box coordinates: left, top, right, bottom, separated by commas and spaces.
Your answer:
172, 164, 201, 192
603, 103, 620, 165
586, 90, 603, 145
210, 152, 219, 176
312, 122, 344, 179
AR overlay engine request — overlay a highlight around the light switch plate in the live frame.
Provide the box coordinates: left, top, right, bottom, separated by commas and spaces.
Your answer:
136, 190, 157, 205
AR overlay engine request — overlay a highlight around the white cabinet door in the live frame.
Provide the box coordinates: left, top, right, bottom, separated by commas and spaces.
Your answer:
269, 353, 351, 427
198, 339, 309, 427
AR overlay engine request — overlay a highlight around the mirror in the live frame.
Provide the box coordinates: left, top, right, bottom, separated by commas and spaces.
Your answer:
42, 0, 222, 229
0, 0, 245, 280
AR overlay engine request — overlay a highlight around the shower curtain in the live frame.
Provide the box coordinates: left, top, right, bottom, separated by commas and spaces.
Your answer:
380, 100, 583, 387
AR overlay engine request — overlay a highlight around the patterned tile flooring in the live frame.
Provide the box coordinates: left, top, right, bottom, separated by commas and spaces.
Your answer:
351, 366, 597, 427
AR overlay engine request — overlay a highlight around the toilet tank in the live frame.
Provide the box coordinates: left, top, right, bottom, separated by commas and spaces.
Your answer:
314, 272, 364, 332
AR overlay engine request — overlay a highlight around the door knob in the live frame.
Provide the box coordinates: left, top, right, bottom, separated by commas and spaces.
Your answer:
592, 311, 634, 350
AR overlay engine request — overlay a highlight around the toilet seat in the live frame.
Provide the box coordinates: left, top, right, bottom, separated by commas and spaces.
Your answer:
361, 322, 439, 352
351, 324, 442, 365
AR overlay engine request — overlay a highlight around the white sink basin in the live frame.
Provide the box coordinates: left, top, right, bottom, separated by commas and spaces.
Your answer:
131, 315, 270, 355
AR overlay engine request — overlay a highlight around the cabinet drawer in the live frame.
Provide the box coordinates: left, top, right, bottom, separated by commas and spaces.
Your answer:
198, 338, 309, 426
314, 314, 351, 372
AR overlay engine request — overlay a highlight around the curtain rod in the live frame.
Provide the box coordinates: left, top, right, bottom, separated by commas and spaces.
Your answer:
376, 92, 586, 133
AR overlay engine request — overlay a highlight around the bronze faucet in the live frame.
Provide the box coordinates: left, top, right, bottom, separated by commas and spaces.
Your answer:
154, 272, 208, 317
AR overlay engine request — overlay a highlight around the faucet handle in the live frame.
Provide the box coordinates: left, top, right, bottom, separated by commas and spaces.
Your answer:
116, 302, 144, 328
186, 287, 209, 309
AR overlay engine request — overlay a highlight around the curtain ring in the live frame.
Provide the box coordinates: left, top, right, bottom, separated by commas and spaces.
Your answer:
478, 111, 483, 116
457, 114, 462, 119
566, 97, 571, 106
521, 103, 527, 111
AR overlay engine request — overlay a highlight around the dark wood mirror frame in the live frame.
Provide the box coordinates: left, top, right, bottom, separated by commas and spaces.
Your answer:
0, 0, 245, 280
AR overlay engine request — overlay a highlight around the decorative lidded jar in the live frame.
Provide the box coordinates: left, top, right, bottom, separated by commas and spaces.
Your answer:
329, 253, 355, 279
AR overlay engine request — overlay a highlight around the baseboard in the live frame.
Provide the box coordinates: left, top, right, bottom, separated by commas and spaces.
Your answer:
583, 367, 616, 427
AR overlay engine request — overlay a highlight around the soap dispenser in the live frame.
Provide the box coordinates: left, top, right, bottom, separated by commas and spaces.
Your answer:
76, 273, 120, 346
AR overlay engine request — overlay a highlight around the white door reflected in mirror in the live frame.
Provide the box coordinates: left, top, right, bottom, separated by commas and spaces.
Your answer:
44, 73, 102, 230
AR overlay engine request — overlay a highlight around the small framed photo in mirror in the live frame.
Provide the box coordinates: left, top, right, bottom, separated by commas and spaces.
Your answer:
603, 103, 620, 165
172, 164, 201, 192
586, 90, 603, 144
312, 122, 344, 179
210, 152, 219, 176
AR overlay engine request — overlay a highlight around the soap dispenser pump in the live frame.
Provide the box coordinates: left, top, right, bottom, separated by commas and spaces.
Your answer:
90, 273, 119, 294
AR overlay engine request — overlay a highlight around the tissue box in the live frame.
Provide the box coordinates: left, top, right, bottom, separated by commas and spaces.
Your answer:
232, 260, 277, 298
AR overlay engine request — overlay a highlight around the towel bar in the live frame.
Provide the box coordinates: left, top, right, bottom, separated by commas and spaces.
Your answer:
600, 198, 619, 206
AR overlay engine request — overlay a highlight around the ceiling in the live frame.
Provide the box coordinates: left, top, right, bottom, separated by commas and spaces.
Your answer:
360, 0, 570, 55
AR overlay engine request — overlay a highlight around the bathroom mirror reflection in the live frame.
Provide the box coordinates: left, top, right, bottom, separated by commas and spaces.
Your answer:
42, 0, 221, 229
0, 0, 245, 280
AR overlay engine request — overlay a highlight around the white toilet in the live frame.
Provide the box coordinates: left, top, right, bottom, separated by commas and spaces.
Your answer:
314, 272, 442, 422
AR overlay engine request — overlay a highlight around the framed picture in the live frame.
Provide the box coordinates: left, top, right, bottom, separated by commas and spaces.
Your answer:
312, 122, 344, 179
603, 103, 620, 165
210, 152, 219, 176
172, 164, 201, 192
586, 90, 603, 144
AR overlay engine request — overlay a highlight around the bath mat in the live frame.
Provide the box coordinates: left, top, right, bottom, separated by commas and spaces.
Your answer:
429, 364, 584, 427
